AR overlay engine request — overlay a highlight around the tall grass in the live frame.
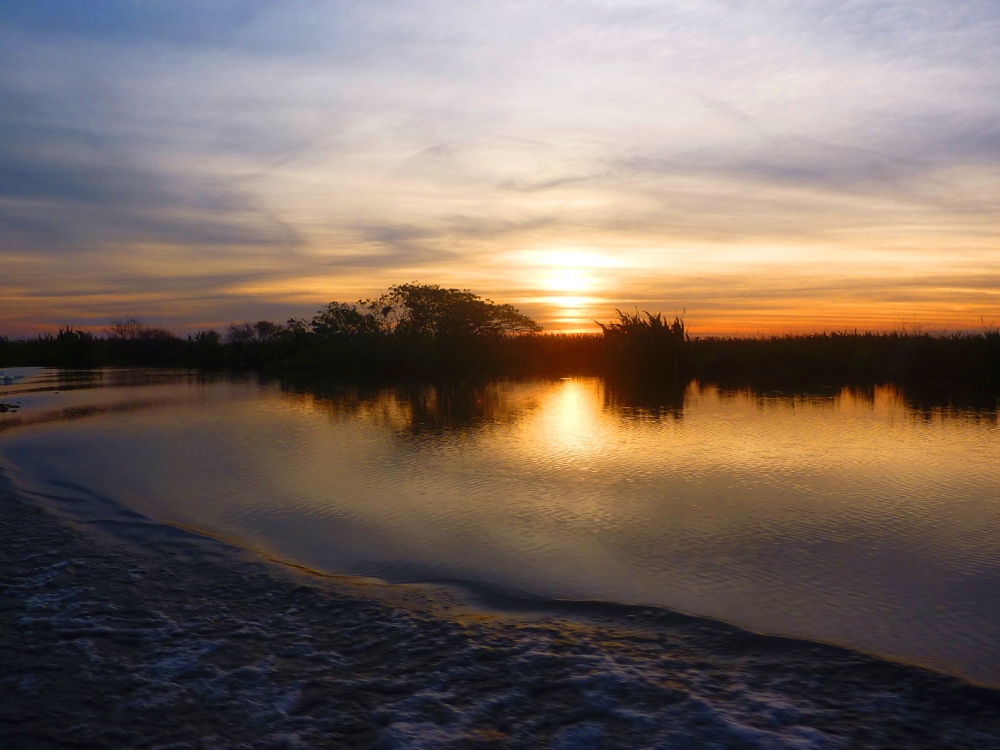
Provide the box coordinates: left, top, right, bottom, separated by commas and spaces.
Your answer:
596, 309, 686, 379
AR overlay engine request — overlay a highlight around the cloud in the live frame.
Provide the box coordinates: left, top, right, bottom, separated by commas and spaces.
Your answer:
1, 0, 998, 334
0, 0, 277, 48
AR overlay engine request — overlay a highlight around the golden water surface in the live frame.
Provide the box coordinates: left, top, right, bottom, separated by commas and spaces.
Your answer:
1, 369, 998, 684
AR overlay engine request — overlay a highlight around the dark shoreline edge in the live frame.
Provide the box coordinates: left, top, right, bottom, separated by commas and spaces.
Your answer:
4, 468, 1000, 748
273, 567, 986, 691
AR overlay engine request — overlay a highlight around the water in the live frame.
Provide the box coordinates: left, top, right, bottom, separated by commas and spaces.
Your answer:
2, 367, 999, 685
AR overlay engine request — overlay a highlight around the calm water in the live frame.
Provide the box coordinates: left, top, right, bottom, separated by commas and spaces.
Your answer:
2, 368, 999, 684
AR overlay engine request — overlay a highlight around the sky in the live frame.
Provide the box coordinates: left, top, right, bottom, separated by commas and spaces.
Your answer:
1, 0, 999, 336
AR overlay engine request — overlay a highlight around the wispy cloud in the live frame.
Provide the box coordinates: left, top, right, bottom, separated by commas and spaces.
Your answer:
1, 0, 998, 334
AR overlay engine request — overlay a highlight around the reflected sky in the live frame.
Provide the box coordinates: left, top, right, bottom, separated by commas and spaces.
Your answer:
1, 368, 1000, 685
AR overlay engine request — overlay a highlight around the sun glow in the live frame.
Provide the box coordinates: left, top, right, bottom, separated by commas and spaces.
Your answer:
541, 267, 593, 294
510, 249, 623, 295
501, 250, 626, 330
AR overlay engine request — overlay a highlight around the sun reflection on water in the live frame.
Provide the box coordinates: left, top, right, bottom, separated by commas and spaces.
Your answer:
2, 372, 1000, 684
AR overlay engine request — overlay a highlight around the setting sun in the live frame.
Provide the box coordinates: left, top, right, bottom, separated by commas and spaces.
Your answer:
541, 267, 593, 294
500, 251, 625, 330
510, 250, 621, 310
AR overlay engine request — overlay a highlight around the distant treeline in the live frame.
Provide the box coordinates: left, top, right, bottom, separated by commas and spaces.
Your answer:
2, 282, 999, 390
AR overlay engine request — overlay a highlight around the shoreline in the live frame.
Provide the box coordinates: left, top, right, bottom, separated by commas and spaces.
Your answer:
3, 468, 1000, 748
9, 444, 983, 689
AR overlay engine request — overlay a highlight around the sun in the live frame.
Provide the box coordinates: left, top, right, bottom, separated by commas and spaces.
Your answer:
529, 250, 619, 294
542, 266, 593, 294
495, 249, 621, 329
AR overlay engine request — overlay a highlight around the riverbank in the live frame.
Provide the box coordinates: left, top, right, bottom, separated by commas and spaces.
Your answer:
5, 326, 1000, 392
3, 470, 999, 749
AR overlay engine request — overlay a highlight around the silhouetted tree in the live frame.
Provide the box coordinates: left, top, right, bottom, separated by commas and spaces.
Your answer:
362, 283, 541, 338
226, 321, 286, 345
311, 303, 382, 338
108, 315, 145, 340
190, 330, 222, 347
107, 315, 175, 342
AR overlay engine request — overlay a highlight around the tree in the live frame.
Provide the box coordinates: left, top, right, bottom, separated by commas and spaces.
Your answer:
225, 321, 286, 345
107, 315, 176, 341
108, 315, 145, 340
189, 330, 222, 346
310, 302, 382, 338
361, 283, 541, 338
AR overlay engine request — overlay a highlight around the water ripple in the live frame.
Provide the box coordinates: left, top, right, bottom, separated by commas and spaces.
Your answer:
2, 371, 999, 684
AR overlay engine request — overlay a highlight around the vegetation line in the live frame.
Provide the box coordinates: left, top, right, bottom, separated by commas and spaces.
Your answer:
2, 283, 999, 389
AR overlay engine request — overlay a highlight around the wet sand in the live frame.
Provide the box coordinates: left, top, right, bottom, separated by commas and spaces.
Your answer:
2, 469, 999, 749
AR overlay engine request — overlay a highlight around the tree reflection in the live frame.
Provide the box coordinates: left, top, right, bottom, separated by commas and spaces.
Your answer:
601, 377, 687, 421
278, 375, 542, 438
279, 374, 998, 441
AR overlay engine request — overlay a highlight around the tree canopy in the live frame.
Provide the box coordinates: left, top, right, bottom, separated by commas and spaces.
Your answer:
311, 302, 382, 338
312, 283, 541, 338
